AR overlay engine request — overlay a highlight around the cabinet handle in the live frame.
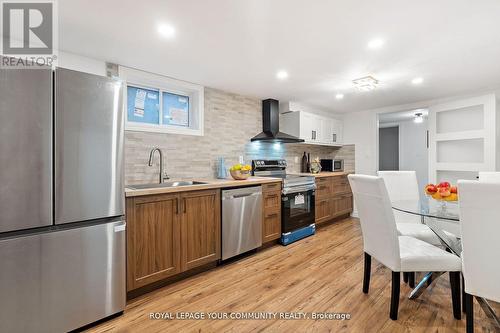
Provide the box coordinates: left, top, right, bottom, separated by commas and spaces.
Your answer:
267, 212, 278, 218
183, 198, 187, 213
175, 198, 179, 214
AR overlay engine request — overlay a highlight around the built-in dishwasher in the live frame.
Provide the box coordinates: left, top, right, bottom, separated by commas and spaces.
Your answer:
222, 186, 263, 260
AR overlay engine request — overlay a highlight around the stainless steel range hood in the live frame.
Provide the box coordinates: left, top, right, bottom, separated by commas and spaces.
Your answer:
251, 99, 304, 143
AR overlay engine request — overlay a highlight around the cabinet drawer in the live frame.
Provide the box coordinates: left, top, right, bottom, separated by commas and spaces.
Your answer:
262, 182, 281, 193
332, 176, 351, 195
262, 210, 281, 243
263, 190, 281, 210
332, 194, 353, 217
316, 178, 333, 198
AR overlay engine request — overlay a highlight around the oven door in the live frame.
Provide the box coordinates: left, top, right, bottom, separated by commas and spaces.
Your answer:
281, 189, 315, 233
333, 160, 344, 171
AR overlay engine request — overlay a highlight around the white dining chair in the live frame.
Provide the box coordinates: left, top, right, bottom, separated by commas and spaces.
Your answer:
458, 180, 500, 333
348, 174, 462, 320
478, 171, 500, 182
377, 171, 443, 287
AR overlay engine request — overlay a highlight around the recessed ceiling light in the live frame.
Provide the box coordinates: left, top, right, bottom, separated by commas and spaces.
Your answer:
335, 93, 344, 100
352, 75, 379, 91
158, 24, 175, 39
368, 38, 384, 49
276, 70, 289, 80
412, 77, 424, 85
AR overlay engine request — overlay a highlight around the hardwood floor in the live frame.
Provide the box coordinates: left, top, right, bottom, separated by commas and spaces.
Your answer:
87, 217, 499, 333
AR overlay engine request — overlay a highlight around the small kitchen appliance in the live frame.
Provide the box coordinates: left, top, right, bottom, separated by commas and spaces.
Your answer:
320, 159, 344, 172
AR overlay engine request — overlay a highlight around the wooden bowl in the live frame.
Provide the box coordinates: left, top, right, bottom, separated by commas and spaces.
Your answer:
230, 169, 250, 180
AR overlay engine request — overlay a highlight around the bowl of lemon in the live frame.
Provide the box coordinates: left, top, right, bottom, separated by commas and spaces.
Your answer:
229, 163, 252, 180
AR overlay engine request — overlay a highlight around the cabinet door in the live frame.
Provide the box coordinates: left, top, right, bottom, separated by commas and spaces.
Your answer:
180, 190, 221, 271
126, 194, 181, 291
315, 197, 333, 225
262, 210, 281, 243
332, 194, 353, 217
300, 112, 318, 142
333, 119, 343, 144
320, 118, 333, 144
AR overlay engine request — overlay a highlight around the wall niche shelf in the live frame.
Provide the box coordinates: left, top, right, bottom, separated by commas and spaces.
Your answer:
428, 94, 497, 184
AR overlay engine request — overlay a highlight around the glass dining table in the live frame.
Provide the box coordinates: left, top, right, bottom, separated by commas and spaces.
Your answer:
392, 198, 461, 255
392, 197, 500, 326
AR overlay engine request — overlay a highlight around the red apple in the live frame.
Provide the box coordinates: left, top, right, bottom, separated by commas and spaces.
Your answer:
439, 187, 451, 197
425, 184, 438, 195
438, 181, 451, 189
450, 186, 458, 194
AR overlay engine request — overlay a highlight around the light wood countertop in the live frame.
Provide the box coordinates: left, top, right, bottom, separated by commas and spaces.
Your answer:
125, 177, 282, 197
288, 171, 352, 178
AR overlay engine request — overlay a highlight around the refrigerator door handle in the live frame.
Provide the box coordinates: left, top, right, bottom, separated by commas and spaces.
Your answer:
113, 222, 126, 232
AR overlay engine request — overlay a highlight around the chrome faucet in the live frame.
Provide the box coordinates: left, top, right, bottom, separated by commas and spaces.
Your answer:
148, 148, 169, 183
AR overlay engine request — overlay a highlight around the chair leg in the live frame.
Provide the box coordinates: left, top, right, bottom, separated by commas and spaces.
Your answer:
462, 274, 466, 313
363, 252, 371, 294
403, 272, 408, 283
449, 271, 461, 320
465, 292, 474, 333
408, 272, 415, 288
390, 271, 400, 320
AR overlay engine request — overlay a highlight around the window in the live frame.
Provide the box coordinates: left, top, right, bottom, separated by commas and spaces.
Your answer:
120, 66, 204, 136
127, 86, 160, 125
162, 91, 189, 127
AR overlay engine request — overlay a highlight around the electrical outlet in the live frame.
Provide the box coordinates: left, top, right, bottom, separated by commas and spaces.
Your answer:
294, 156, 299, 163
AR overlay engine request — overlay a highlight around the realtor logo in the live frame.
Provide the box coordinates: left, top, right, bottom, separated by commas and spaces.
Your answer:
1, 1, 57, 68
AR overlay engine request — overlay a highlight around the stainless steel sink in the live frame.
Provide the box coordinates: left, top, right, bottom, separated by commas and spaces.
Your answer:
127, 181, 207, 190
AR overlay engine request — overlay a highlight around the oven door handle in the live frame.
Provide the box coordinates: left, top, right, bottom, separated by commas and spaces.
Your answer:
282, 185, 316, 195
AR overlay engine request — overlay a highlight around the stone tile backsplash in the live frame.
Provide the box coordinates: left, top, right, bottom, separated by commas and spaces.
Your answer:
125, 88, 354, 184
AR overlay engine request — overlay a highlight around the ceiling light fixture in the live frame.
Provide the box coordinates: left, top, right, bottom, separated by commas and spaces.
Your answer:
158, 24, 175, 38
276, 70, 289, 80
335, 93, 344, 100
368, 38, 384, 49
414, 112, 424, 123
412, 77, 424, 85
352, 75, 379, 91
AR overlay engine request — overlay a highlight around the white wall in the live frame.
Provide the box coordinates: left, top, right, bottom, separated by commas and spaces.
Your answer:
57, 51, 106, 76
343, 110, 378, 175
397, 118, 429, 200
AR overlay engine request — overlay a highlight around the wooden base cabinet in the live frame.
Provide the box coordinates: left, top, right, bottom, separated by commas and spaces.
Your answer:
127, 189, 221, 291
262, 182, 282, 243
314, 175, 353, 226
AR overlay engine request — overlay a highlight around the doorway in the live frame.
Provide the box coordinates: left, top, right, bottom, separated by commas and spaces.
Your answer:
377, 109, 429, 199
379, 126, 399, 171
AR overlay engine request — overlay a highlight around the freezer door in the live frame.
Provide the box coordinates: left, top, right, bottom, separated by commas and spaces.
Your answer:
0, 67, 52, 233
55, 68, 124, 224
0, 220, 126, 333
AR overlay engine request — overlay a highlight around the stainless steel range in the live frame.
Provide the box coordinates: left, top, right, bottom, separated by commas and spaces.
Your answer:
252, 159, 316, 245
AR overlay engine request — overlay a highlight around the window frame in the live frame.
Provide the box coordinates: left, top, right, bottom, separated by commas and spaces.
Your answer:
120, 66, 204, 136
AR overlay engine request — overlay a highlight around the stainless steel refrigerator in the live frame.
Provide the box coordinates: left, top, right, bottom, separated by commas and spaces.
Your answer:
0, 66, 126, 332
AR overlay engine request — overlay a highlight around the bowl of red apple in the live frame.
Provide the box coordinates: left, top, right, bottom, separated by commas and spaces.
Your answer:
424, 182, 458, 201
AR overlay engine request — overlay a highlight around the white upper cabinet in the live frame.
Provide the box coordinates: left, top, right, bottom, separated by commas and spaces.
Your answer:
280, 110, 343, 146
